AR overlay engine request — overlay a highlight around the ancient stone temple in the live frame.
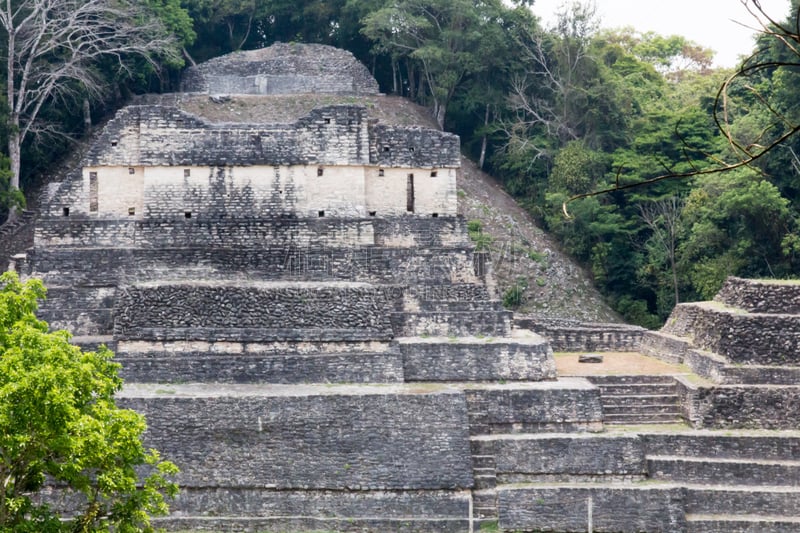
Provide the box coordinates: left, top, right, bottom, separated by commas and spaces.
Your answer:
14, 43, 800, 532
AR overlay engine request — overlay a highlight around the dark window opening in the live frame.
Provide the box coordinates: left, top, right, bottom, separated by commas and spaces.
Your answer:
369, 211, 377, 217
184, 168, 191, 177
184, 211, 192, 219
406, 174, 415, 212
324, 118, 331, 124
378, 169, 385, 177
432, 213, 439, 218
128, 207, 136, 216
409, 146, 415, 152
430, 170, 438, 177
383, 146, 390, 152
62, 207, 70, 217
111, 141, 118, 147
89, 172, 98, 213
128, 167, 135, 175
318, 210, 325, 217
317, 167, 324, 176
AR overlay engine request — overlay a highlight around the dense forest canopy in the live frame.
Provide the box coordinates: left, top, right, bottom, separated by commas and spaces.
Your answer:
0, 0, 798, 327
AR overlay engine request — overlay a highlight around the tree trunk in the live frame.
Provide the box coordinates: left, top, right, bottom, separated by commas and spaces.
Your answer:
83, 99, 92, 135
434, 101, 446, 130
7, 129, 21, 222
479, 103, 490, 169
406, 60, 416, 101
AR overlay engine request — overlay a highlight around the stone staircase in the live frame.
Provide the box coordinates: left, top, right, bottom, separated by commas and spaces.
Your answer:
474, 429, 800, 532
647, 432, 800, 533
588, 375, 682, 425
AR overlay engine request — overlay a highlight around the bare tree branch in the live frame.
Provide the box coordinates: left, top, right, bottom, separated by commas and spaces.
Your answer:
563, 0, 800, 217
2, 0, 180, 214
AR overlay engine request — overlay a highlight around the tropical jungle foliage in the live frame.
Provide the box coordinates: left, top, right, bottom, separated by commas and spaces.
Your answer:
0, 0, 798, 327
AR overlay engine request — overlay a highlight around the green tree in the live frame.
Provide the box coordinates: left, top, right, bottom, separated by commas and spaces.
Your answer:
679, 169, 796, 299
361, 0, 504, 128
0, 272, 178, 532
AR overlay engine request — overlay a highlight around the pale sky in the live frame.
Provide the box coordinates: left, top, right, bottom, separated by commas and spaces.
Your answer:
529, 0, 791, 67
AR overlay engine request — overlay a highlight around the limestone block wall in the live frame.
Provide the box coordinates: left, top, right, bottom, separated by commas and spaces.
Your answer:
27, 245, 485, 289
114, 282, 400, 341
119, 384, 473, 490
498, 486, 686, 532
715, 276, 800, 314
678, 378, 800, 429
86, 105, 372, 168
67, 104, 459, 219
476, 434, 646, 484
673, 302, 800, 365
180, 43, 380, 96
514, 317, 644, 352
34, 219, 376, 250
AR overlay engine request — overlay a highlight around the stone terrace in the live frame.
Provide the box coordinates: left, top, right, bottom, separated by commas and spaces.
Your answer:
7, 43, 800, 532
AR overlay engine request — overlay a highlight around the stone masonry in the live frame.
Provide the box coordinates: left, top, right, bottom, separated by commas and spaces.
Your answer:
11, 43, 800, 532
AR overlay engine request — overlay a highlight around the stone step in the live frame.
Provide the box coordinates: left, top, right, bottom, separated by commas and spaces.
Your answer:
685, 485, 800, 517
471, 455, 496, 469
471, 489, 497, 510
594, 383, 678, 396
643, 433, 800, 461
472, 507, 498, 519
474, 474, 497, 490
600, 394, 679, 408
603, 404, 681, 416
686, 514, 800, 533
588, 375, 678, 385
647, 455, 800, 486
604, 413, 683, 425
155, 516, 470, 533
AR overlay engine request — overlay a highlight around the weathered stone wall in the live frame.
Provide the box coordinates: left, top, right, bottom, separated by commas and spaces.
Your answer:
115, 340, 404, 384
27, 246, 483, 288
180, 43, 380, 96
669, 302, 800, 365
34, 218, 376, 249
498, 486, 687, 533
465, 379, 604, 434
114, 282, 399, 341
399, 335, 556, 382
66, 104, 459, 219
514, 316, 645, 352
156, 489, 470, 533
85, 105, 459, 169
119, 384, 473, 490
715, 276, 800, 314
684, 383, 800, 429
475, 434, 647, 484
